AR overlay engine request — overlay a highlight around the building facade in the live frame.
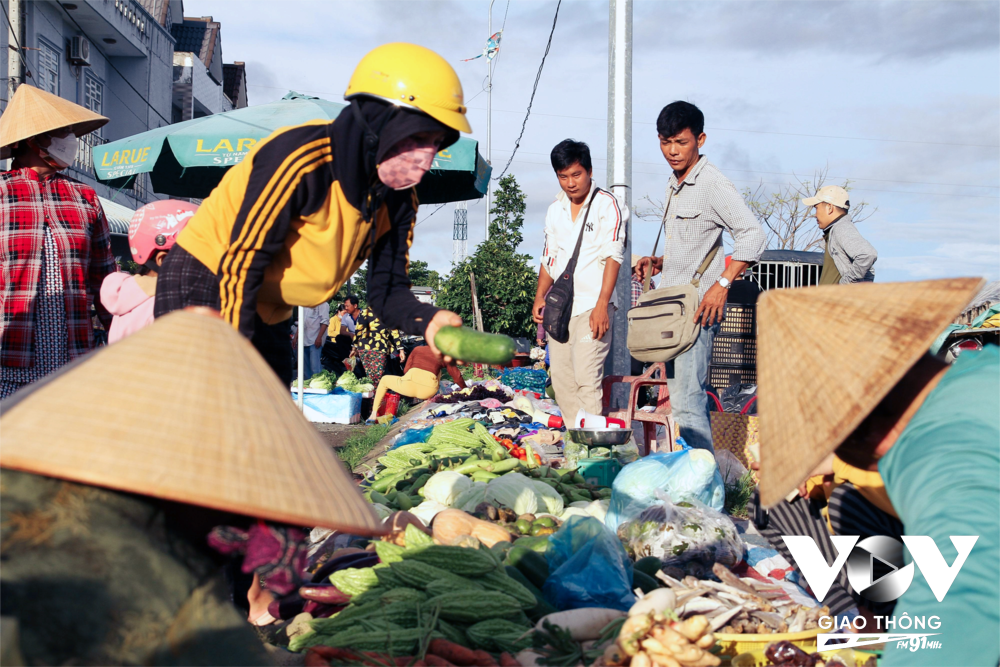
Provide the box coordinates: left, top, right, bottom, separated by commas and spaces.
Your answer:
2, 0, 247, 240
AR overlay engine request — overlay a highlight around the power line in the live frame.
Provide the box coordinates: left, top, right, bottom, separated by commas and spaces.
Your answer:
497, 156, 1000, 200
57, 3, 171, 125
491, 148, 998, 190
493, 0, 561, 182
470, 106, 998, 149
414, 203, 447, 227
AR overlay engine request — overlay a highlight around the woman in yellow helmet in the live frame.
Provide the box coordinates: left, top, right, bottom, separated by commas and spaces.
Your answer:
154, 43, 471, 383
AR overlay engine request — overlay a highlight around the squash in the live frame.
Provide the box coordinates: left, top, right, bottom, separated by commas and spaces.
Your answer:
385, 511, 431, 546
433, 508, 512, 548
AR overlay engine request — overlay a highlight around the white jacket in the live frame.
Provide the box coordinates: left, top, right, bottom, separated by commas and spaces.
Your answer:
541, 181, 628, 318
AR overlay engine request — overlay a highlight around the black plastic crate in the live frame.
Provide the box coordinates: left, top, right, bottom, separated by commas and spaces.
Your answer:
720, 303, 756, 337
711, 336, 757, 366
710, 364, 757, 390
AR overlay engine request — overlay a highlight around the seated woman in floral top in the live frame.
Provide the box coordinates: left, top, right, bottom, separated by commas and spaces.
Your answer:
352, 305, 403, 388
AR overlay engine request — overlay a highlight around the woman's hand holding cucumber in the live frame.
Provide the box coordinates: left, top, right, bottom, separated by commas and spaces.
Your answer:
424, 310, 464, 362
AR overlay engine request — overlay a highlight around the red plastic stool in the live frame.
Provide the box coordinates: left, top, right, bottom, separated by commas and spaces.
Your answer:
601, 363, 676, 457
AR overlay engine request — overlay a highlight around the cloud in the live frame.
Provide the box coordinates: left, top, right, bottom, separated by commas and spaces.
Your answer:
633, 1, 1000, 61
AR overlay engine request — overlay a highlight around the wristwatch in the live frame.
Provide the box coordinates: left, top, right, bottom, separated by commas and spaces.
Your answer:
717, 277, 732, 289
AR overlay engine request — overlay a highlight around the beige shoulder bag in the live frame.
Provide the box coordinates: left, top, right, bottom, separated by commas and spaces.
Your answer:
627, 200, 721, 363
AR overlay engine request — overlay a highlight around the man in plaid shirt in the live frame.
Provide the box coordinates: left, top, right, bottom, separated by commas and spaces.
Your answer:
0, 85, 116, 399
636, 102, 766, 451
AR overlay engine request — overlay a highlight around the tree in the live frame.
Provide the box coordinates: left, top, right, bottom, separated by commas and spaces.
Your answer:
408, 260, 442, 292
437, 175, 537, 338
742, 167, 875, 251
636, 167, 876, 252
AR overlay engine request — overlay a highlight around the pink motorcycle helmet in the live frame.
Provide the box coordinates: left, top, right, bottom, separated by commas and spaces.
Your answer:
128, 199, 198, 265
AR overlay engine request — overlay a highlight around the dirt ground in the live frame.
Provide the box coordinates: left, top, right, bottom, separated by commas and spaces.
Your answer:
313, 422, 367, 453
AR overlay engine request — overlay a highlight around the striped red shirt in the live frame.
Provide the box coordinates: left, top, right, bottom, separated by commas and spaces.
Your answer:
1, 168, 116, 367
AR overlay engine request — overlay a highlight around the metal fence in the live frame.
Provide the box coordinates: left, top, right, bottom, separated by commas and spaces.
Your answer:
748, 250, 823, 291
74, 133, 108, 175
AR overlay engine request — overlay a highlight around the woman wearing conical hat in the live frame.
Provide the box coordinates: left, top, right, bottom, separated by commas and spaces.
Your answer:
0, 84, 118, 399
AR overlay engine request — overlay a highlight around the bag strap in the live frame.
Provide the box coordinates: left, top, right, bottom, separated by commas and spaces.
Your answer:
691, 242, 722, 288
642, 190, 672, 292
564, 188, 602, 273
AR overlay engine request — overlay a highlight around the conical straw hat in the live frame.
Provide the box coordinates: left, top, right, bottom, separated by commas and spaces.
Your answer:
0, 310, 384, 534
0, 83, 109, 158
757, 277, 984, 507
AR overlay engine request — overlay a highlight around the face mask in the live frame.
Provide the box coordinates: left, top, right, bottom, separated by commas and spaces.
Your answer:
377, 137, 439, 190
43, 134, 80, 169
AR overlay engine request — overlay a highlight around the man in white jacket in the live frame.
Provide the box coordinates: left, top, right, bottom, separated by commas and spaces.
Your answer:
802, 185, 877, 284
532, 139, 628, 425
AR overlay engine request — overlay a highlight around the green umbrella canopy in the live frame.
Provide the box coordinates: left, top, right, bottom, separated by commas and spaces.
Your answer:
93, 92, 490, 203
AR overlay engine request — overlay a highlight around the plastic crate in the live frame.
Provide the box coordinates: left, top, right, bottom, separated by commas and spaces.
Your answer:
576, 457, 621, 488
711, 336, 757, 366
719, 303, 755, 337
709, 364, 757, 390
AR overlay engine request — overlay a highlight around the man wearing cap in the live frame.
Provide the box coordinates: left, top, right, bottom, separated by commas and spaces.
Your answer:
155, 43, 470, 385
0, 85, 118, 399
802, 185, 877, 284
758, 278, 999, 666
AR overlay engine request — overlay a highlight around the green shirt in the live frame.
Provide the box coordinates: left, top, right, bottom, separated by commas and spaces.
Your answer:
818, 228, 842, 285
0, 469, 274, 666
879, 346, 999, 667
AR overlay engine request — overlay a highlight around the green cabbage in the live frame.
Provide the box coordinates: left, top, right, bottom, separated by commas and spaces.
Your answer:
454, 481, 489, 512
423, 471, 472, 507
484, 473, 538, 515
531, 479, 564, 515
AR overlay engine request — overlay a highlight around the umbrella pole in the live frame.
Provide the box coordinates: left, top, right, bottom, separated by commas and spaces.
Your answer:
297, 306, 305, 411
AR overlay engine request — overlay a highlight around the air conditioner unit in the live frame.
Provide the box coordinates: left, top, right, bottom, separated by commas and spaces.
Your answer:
69, 36, 91, 66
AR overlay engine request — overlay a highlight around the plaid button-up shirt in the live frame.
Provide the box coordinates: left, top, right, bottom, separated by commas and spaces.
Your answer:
655, 157, 766, 300
1, 168, 116, 367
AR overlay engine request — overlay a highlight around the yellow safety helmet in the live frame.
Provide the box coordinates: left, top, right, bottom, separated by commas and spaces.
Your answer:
345, 43, 472, 134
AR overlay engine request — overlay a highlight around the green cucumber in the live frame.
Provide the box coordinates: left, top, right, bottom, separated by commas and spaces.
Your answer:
434, 326, 516, 365
634, 556, 663, 578
632, 570, 660, 594
504, 545, 549, 590
396, 492, 413, 511
504, 565, 557, 620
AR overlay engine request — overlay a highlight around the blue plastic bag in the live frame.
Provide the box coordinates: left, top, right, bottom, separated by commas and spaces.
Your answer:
604, 438, 725, 532
391, 426, 434, 450
542, 516, 635, 611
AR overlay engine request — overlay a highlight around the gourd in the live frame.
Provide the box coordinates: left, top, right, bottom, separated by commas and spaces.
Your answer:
433, 509, 513, 548
425, 591, 524, 623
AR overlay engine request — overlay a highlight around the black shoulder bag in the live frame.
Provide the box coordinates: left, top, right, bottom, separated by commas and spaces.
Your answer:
543, 189, 601, 344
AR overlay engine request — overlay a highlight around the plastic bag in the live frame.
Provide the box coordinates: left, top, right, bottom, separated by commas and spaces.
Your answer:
392, 426, 434, 450
616, 493, 743, 577
542, 516, 635, 611
613, 441, 641, 465
604, 439, 725, 532
564, 439, 588, 469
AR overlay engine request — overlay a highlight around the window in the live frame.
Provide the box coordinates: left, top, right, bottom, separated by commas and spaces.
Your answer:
84, 74, 103, 133
38, 41, 60, 95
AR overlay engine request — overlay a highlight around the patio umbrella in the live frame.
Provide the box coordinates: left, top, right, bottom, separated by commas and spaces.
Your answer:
93, 92, 490, 203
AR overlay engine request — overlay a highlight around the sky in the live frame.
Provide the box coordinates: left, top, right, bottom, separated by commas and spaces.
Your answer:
200, 0, 999, 284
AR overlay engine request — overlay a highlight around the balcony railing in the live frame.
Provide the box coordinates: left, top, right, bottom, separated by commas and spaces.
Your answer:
74, 132, 108, 175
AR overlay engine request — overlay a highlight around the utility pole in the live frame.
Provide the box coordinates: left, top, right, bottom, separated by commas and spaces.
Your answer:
6, 0, 23, 100
605, 0, 632, 401
485, 0, 498, 242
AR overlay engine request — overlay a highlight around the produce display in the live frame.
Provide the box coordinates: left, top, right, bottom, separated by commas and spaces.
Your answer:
656, 563, 829, 635
335, 370, 375, 393
290, 525, 541, 662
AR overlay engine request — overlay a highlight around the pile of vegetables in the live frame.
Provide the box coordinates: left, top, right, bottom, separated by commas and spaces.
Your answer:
336, 370, 375, 393
365, 419, 612, 528
289, 523, 544, 662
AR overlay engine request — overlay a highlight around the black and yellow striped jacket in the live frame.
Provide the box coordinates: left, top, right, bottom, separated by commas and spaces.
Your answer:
176, 119, 436, 339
